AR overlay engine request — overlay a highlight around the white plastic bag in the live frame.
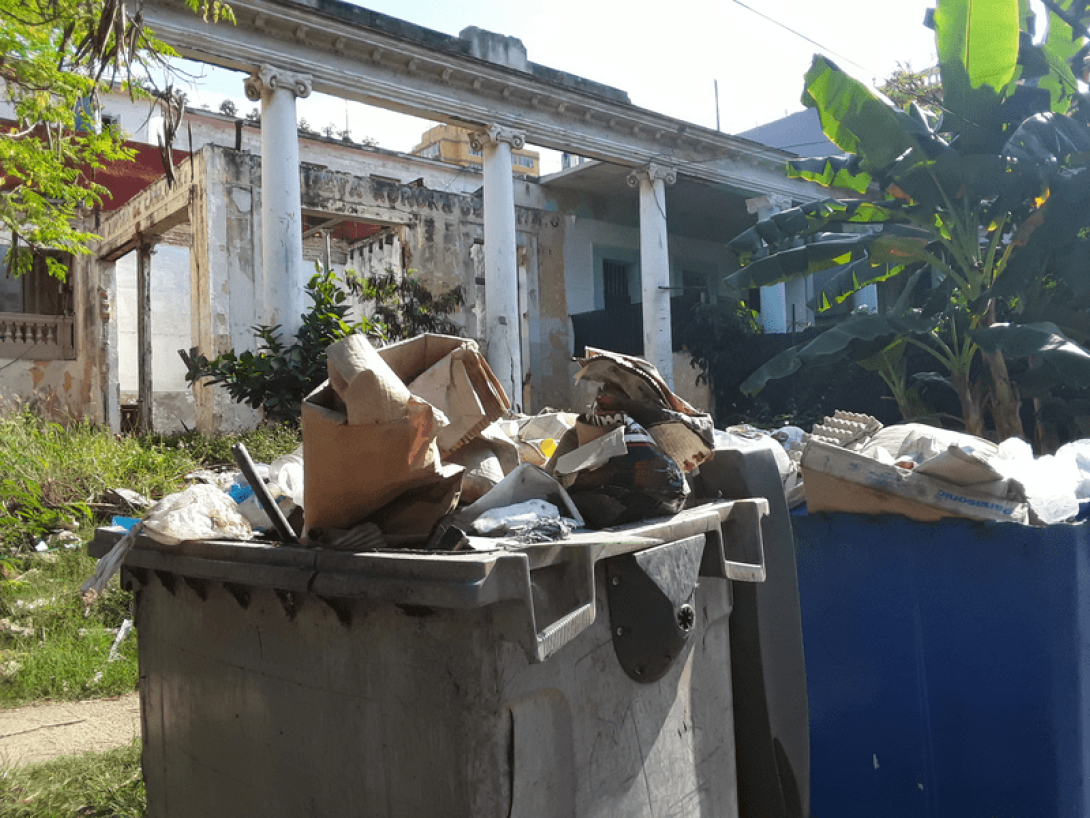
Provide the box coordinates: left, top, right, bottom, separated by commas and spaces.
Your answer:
995, 438, 1080, 525
142, 484, 253, 545
471, 499, 563, 535
1055, 439, 1090, 501
270, 446, 305, 507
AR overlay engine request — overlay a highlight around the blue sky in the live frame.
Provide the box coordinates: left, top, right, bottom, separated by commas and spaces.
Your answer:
180, 0, 944, 164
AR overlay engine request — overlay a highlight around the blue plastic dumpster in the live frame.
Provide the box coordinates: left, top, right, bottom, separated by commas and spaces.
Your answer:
793, 511, 1090, 817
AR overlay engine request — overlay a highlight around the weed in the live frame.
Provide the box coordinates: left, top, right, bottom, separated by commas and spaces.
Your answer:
184, 267, 367, 423
0, 408, 301, 705
0, 741, 145, 817
0, 551, 137, 706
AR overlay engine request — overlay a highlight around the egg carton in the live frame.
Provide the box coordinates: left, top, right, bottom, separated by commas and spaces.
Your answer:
804, 410, 883, 450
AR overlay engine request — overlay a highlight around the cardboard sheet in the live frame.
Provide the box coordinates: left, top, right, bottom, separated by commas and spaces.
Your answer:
302, 335, 461, 538
801, 439, 1027, 524
377, 334, 510, 455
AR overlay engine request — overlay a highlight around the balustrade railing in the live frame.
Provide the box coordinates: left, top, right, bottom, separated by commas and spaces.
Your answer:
0, 313, 76, 360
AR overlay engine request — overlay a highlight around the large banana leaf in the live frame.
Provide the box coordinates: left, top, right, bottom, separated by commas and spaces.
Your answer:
892, 149, 1027, 210
727, 233, 930, 291
1029, 0, 1086, 112
726, 236, 862, 291
800, 56, 938, 181
1003, 111, 1090, 163
740, 313, 940, 395
788, 154, 871, 193
934, 0, 1022, 147
727, 199, 906, 265
971, 321, 1090, 386
809, 259, 909, 312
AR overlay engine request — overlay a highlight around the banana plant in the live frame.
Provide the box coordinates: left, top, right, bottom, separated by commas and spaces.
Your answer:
727, 0, 1090, 445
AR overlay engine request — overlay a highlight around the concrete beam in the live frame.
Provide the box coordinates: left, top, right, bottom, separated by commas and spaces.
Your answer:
96, 162, 195, 261
141, 0, 823, 201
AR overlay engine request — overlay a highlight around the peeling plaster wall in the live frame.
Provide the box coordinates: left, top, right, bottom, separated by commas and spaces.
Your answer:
201, 149, 264, 432
0, 248, 108, 425
520, 211, 570, 411
187, 148, 263, 432
300, 165, 485, 330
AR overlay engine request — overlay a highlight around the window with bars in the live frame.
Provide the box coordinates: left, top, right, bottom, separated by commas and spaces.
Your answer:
603, 259, 631, 311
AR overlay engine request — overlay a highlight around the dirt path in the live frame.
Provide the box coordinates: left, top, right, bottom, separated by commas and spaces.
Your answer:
0, 693, 141, 768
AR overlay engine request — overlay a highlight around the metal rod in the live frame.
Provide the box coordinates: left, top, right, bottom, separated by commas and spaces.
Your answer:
231, 443, 300, 544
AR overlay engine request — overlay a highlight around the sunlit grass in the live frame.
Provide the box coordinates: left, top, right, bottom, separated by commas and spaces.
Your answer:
0, 407, 301, 706
0, 740, 145, 817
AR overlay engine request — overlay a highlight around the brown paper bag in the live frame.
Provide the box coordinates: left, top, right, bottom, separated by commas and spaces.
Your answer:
302, 335, 461, 538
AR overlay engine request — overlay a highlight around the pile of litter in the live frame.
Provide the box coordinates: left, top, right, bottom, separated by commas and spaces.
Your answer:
84, 335, 719, 594
791, 411, 1090, 526
85, 334, 1090, 600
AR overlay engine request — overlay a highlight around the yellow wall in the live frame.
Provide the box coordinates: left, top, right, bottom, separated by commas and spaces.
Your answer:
413, 124, 540, 177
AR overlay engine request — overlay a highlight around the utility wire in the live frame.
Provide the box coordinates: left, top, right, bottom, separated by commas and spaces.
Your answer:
730, 0, 877, 77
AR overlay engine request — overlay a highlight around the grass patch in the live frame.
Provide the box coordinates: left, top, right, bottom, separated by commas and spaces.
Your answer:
0, 740, 145, 817
0, 550, 137, 707
0, 408, 301, 707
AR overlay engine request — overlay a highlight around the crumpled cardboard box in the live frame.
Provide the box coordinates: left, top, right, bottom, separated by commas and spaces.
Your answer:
801, 438, 1028, 524
301, 335, 462, 538
377, 334, 510, 456
573, 347, 714, 472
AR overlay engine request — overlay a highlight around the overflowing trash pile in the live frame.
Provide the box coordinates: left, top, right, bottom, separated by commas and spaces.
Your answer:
83, 335, 725, 596
84, 333, 1090, 601
790, 410, 1090, 526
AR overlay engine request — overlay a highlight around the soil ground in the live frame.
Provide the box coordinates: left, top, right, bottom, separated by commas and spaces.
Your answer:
0, 694, 140, 768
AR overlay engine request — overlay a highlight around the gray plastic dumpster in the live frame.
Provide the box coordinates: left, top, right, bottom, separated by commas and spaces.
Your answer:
120, 500, 766, 818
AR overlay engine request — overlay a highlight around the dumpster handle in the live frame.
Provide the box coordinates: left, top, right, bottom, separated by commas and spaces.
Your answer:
701, 498, 767, 583
500, 544, 601, 664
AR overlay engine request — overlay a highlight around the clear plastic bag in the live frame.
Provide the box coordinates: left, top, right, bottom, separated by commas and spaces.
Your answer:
142, 484, 253, 545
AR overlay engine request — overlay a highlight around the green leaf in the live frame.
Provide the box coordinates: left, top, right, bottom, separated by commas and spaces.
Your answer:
808, 258, 908, 312
727, 236, 865, 291
934, 0, 1021, 145
1027, 2, 1084, 113
787, 155, 871, 193
800, 55, 930, 179
935, 0, 1022, 92
741, 313, 939, 394
727, 199, 906, 265
971, 321, 1090, 386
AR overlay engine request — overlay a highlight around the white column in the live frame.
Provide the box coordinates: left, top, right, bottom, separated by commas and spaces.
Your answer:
244, 65, 312, 336
746, 194, 793, 334
855, 284, 879, 314
470, 125, 524, 408
96, 259, 122, 432
628, 163, 676, 386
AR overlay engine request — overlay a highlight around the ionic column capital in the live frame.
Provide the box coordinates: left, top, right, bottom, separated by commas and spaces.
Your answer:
468, 125, 527, 152
626, 162, 677, 188
244, 65, 313, 101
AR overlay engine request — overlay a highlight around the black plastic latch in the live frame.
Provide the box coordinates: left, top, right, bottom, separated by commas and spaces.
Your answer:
605, 534, 706, 684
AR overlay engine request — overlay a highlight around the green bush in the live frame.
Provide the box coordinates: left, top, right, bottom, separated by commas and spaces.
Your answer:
184, 267, 365, 424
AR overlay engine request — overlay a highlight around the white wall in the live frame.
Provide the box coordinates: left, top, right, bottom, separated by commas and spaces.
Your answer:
116, 243, 195, 430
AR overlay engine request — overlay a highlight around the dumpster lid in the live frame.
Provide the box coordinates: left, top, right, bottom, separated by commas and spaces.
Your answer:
119, 499, 767, 664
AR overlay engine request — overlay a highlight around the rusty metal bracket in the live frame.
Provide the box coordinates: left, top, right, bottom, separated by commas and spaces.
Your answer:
605, 534, 706, 684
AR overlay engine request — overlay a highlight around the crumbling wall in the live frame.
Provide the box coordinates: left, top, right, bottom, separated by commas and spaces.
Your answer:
117, 239, 196, 431
93, 144, 581, 432
0, 248, 107, 425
